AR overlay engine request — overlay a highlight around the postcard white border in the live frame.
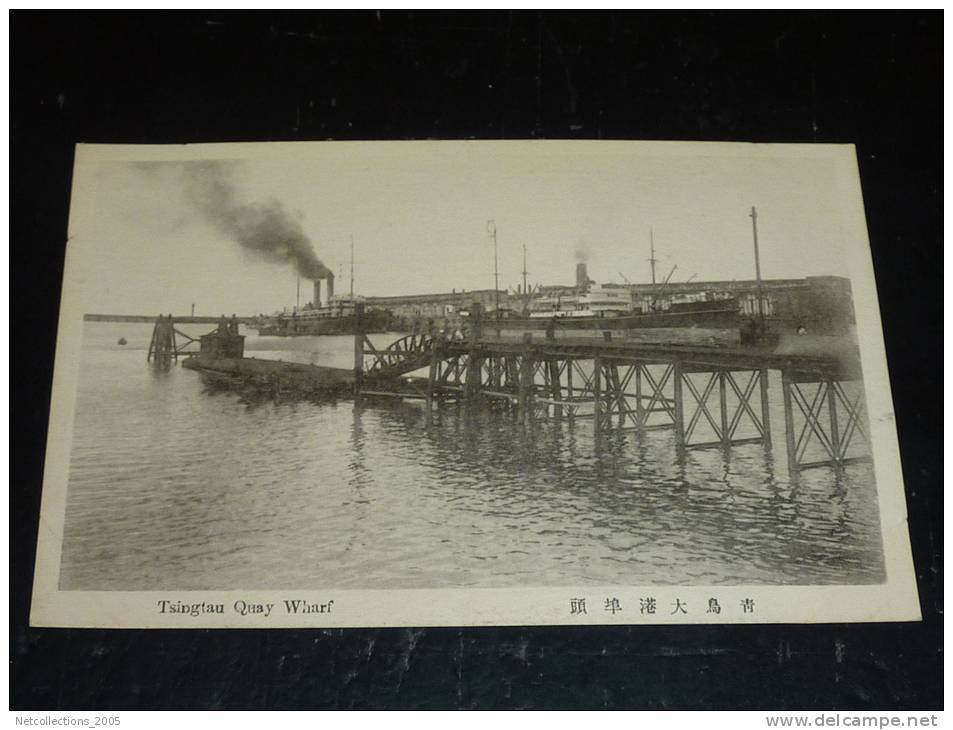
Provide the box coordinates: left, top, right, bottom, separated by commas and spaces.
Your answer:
30, 140, 921, 628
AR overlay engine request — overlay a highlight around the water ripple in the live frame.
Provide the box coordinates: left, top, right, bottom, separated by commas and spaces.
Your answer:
59, 323, 886, 591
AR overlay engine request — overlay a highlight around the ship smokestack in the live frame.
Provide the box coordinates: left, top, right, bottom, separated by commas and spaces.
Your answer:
576, 262, 590, 289
313, 279, 321, 307
326, 273, 335, 302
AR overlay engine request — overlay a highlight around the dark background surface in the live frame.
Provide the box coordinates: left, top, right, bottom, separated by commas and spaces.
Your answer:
10, 12, 941, 710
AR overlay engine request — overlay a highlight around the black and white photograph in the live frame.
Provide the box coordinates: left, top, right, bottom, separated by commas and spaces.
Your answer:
12, 9, 940, 714
29, 140, 917, 627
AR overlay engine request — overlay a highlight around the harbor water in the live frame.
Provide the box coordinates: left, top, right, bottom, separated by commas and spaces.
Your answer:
59, 322, 885, 591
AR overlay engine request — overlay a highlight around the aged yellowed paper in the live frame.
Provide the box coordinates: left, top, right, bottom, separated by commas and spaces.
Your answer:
31, 140, 919, 627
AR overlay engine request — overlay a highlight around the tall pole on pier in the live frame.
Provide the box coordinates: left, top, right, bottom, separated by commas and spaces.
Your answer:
522, 243, 528, 295
296, 276, 300, 310
349, 235, 355, 297
488, 220, 499, 318
647, 228, 660, 311
750, 206, 764, 320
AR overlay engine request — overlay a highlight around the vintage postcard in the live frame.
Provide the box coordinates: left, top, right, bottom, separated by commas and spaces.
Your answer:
30, 140, 920, 627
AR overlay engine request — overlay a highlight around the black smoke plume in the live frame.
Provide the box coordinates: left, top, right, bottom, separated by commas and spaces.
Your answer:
575, 240, 590, 263
185, 161, 332, 280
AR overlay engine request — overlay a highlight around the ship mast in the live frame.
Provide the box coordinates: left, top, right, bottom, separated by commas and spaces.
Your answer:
749, 206, 764, 321
648, 228, 659, 310
521, 243, 531, 315
487, 220, 499, 317
522, 243, 528, 295
648, 228, 658, 286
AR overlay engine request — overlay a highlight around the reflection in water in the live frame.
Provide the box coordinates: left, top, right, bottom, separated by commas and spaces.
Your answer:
59, 322, 885, 591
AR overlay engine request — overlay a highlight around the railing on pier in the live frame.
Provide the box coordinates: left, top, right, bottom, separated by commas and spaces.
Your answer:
352, 302, 871, 479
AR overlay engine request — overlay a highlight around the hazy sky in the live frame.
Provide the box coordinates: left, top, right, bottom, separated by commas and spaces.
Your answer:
66, 141, 853, 315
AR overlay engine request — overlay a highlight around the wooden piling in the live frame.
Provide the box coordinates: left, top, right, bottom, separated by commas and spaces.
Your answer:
148, 314, 175, 364
567, 361, 574, 407
673, 361, 685, 449
827, 379, 841, 468
470, 302, 483, 341
781, 370, 798, 478
425, 345, 440, 418
465, 303, 483, 403
607, 364, 622, 427
593, 357, 603, 436
719, 370, 730, 446
465, 351, 483, 403
517, 349, 535, 425
759, 368, 772, 448
548, 359, 562, 417
506, 357, 519, 394
635, 365, 644, 429
353, 302, 365, 398
147, 316, 156, 362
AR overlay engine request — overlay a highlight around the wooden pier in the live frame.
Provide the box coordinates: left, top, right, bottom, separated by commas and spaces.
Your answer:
146, 315, 200, 364
159, 304, 872, 481
354, 303, 871, 480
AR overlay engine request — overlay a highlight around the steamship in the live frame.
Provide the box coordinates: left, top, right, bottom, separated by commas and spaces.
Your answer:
491, 289, 742, 334
257, 297, 366, 337
256, 276, 389, 337
490, 262, 742, 334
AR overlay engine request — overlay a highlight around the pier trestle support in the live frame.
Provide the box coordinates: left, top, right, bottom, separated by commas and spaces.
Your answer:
355, 313, 872, 480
